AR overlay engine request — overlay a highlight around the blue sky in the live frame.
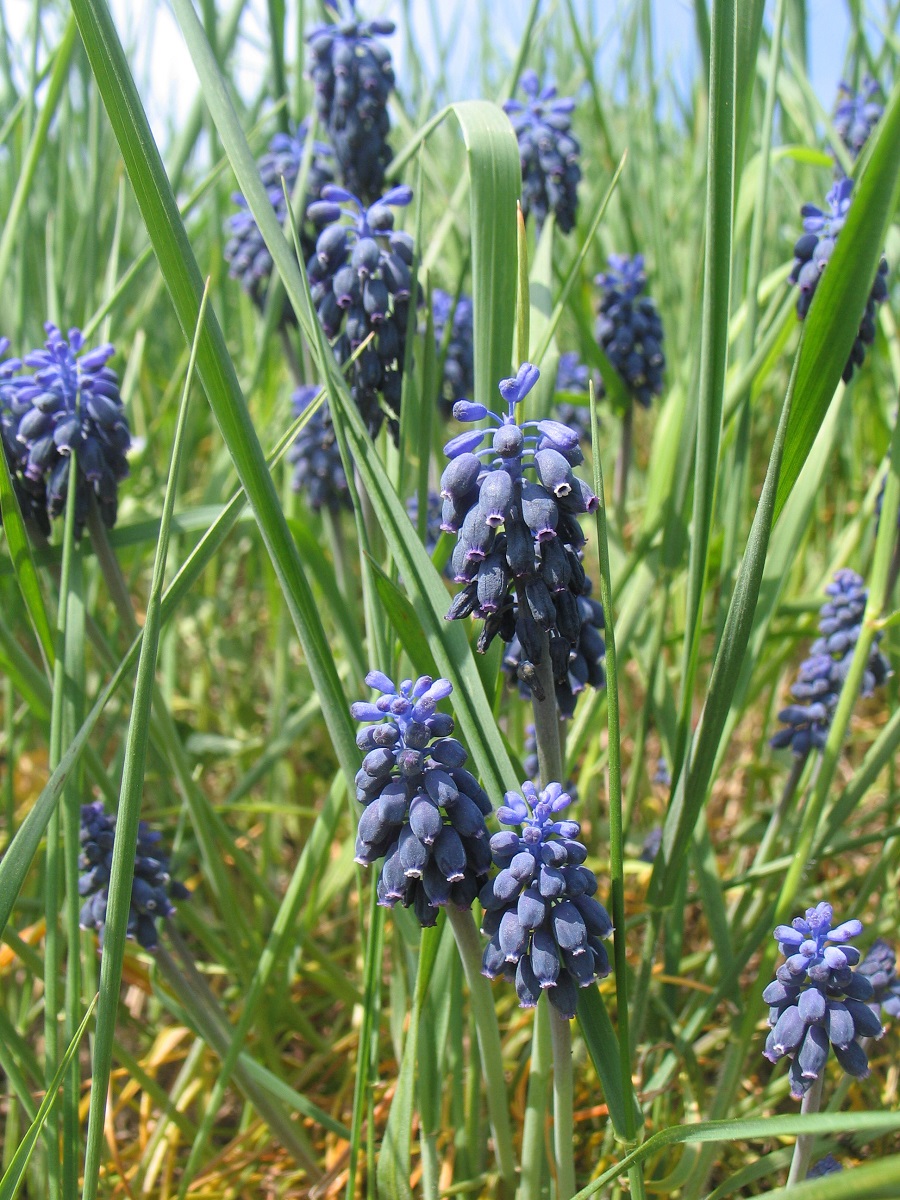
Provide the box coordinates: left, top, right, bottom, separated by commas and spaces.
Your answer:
4, 1, 854, 147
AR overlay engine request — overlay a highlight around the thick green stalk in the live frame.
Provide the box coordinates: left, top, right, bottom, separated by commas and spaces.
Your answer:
446, 906, 516, 1198
548, 1007, 575, 1199
786, 1072, 825, 1186
518, 993, 551, 1200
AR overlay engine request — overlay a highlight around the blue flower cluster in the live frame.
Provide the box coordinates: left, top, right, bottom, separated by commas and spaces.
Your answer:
858, 939, 900, 1023
502, 574, 605, 718
307, 2, 395, 204
771, 568, 891, 756
224, 120, 334, 312
808, 1156, 842, 1179
0, 339, 49, 534
553, 351, 596, 447
595, 255, 665, 409
763, 902, 881, 1099
834, 76, 883, 159
78, 802, 189, 952
480, 782, 611, 1019
789, 178, 889, 381
504, 70, 581, 235
432, 289, 475, 417
287, 385, 350, 512
307, 184, 414, 441
351, 672, 492, 926
440, 364, 600, 699
0, 325, 130, 536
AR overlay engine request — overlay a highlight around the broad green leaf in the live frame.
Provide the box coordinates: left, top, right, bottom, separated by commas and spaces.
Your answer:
774, 77, 900, 521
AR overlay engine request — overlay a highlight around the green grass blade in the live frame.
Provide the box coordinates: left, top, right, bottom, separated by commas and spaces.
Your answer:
70, 0, 360, 790
773, 77, 900, 521
81, 283, 208, 1200
0, 995, 97, 1200
377, 924, 441, 1200
677, 0, 736, 767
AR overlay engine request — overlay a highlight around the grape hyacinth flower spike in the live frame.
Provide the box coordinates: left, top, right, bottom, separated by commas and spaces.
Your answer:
833, 76, 883, 160
351, 672, 492, 926
306, 183, 414, 441
9, 324, 130, 536
224, 120, 334, 313
432, 289, 474, 418
762, 902, 882, 1098
0, 338, 50, 535
789, 178, 889, 381
858, 940, 900, 1023
553, 351, 596, 448
306, 1, 395, 204
441, 363, 602, 703
771, 568, 891, 756
287, 385, 351, 512
595, 254, 666, 409
503, 70, 581, 235
78, 802, 189, 952
480, 782, 612, 1019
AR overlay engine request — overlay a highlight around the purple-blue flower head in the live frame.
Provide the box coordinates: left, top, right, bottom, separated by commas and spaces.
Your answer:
595, 255, 665, 409
306, 184, 414, 441
763, 902, 880, 1099
306, 3, 395, 203
789, 179, 888, 380
480, 781, 611, 1018
772, 569, 891, 756
351, 672, 491, 925
504, 70, 581, 235
224, 119, 334, 314
432, 289, 474, 416
9, 324, 130, 535
79, 801, 189, 952
287, 385, 350, 512
834, 76, 883, 159
441, 363, 602, 707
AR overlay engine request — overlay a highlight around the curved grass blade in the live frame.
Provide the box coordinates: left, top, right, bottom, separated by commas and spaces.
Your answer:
70, 0, 360, 793
81, 282, 208, 1200
773, 78, 900, 522
0, 995, 97, 1200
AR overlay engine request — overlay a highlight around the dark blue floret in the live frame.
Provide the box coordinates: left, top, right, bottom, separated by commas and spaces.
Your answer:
406, 490, 443, 556
351, 672, 490, 925
502, 572, 605, 718
480, 781, 611, 1019
306, 3, 395, 204
789, 178, 889, 382
307, 184, 414, 442
772, 569, 891, 755
78, 802, 188, 952
432, 290, 474, 417
808, 1155, 842, 1178
595, 255, 665, 409
554, 352, 597, 447
287, 385, 350, 512
858, 939, 900, 1022
0, 339, 50, 535
834, 76, 883, 159
224, 119, 335, 315
763, 902, 880, 1099
442, 363, 601, 703
7, 325, 130, 536
504, 70, 581, 235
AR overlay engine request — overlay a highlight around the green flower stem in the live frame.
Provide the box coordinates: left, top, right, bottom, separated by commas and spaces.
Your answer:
590, 387, 645, 1200
786, 1071, 825, 1187
519, 992, 551, 1200
530, 633, 564, 788
549, 1006, 575, 1199
446, 905, 517, 1199
44, 450, 80, 1200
